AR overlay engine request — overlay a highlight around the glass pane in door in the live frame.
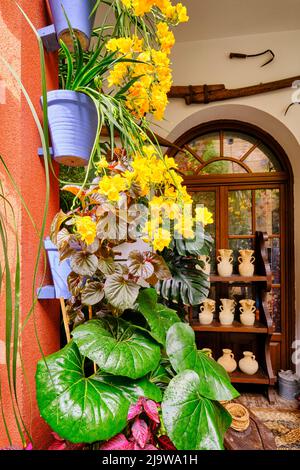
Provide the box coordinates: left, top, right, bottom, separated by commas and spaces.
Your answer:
228, 190, 252, 235
255, 189, 280, 234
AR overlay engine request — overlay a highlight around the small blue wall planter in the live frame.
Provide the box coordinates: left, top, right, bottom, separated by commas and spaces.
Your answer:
39, 0, 96, 52
38, 237, 71, 300
41, 90, 98, 167
38, 237, 72, 342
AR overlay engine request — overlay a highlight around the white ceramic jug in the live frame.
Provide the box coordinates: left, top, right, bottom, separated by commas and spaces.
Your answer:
239, 301, 256, 326
199, 310, 214, 325
220, 298, 236, 312
201, 299, 216, 312
219, 309, 234, 325
217, 249, 233, 277
238, 249, 255, 277
217, 349, 237, 373
238, 351, 259, 375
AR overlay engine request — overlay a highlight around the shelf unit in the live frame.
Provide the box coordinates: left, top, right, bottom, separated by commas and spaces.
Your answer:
189, 231, 276, 401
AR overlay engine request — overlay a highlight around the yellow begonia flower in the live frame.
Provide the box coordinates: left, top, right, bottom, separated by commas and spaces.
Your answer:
96, 157, 109, 171
195, 207, 214, 226
156, 22, 175, 54
75, 216, 97, 246
98, 174, 128, 202
120, 0, 189, 24
152, 228, 172, 251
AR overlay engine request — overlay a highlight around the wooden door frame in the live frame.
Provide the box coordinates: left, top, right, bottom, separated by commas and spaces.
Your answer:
167, 119, 295, 371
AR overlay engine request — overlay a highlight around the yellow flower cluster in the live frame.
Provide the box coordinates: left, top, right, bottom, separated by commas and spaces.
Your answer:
142, 222, 172, 251
106, 35, 173, 120
96, 144, 213, 251
157, 22, 175, 54
75, 216, 97, 246
120, 0, 189, 24
96, 156, 109, 171
99, 174, 128, 202
195, 207, 214, 227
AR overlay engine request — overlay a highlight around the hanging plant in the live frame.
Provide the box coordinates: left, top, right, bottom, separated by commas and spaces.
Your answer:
48, 0, 97, 51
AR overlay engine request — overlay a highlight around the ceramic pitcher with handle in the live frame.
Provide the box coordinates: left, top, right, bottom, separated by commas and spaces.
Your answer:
199, 299, 215, 325
217, 249, 233, 277
217, 349, 237, 373
238, 249, 255, 277
238, 351, 259, 375
239, 299, 256, 326
219, 298, 236, 325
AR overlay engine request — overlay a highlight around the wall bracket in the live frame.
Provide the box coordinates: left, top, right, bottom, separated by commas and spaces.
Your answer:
37, 238, 71, 300
38, 147, 54, 159
37, 25, 59, 52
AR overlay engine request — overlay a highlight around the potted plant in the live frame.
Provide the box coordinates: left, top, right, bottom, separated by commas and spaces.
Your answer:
48, 0, 97, 51
42, 34, 142, 167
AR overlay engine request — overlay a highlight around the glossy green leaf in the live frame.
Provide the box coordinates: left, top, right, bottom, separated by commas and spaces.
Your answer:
70, 251, 98, 276
162, 370, 232, 450
138, 288, 180, 345
158, 257, 210, 306
72, 317, 161, 379
96, 374, 162, 403
104, 273, 140, 311
36, 342, 130, 443
81, 281, 104, 305
166, 323, 239, 401
175, 228, 213, 257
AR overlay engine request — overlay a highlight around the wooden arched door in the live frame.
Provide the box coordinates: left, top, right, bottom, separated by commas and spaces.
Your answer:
168, 120, 294, 374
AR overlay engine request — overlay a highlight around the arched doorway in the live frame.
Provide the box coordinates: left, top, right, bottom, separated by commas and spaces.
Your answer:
168, 119, 294, 374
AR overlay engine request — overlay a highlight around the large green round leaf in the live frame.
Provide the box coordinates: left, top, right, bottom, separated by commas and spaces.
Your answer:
166, 323, 239, 401
35, 342, 129, 443
96, 374, 162, 403
162, 370, 232, 450
138, 288, 180, 345
72, 317, 161, 379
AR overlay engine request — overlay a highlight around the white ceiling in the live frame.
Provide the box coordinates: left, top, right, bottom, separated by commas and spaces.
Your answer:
175, 0, 300, 42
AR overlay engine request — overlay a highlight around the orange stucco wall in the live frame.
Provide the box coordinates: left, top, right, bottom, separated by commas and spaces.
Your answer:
0, 0, 60, 448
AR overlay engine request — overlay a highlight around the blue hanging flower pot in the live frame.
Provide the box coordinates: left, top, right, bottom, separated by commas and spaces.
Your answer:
41, 90, 98, 167
48, 0, 97, 51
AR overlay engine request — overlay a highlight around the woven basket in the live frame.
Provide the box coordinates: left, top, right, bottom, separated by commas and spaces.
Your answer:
225, 403, 250, 432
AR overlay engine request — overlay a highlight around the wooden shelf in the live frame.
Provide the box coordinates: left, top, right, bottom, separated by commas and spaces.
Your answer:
191, 320, 268, 333
209, 275, 268, 283
230, 368, 270, 385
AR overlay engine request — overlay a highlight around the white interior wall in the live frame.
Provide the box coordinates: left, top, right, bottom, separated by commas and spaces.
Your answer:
159, 29, 300, 373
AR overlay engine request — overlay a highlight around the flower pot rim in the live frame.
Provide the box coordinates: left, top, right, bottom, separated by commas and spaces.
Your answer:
41, 89, 94, 105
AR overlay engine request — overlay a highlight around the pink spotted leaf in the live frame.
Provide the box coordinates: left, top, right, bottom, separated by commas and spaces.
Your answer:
127, 398, 143, 420
131, 417, 149, 448
143, 399, 160, 424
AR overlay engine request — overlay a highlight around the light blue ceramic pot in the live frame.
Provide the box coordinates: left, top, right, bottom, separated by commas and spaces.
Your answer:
42, 90, 98, 167
49, 0, 96, 50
